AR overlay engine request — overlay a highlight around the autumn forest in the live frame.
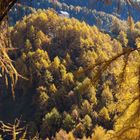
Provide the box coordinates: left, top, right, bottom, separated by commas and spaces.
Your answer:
0, 0, 140, 140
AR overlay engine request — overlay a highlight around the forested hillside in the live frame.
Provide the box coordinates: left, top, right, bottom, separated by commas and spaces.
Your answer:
9, 0, 140, 32
0, 9, 139, 139
0, 0, 140, 140
58, 0, 140, 20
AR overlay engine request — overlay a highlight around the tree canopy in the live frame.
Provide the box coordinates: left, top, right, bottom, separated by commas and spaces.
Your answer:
0, 0, 140, 140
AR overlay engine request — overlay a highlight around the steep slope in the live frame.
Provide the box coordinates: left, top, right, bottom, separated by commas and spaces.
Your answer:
59, 0, 140, 21
9, 0, 128, 33
9, 0, 140, 25
8, 9, 140, 139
